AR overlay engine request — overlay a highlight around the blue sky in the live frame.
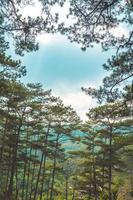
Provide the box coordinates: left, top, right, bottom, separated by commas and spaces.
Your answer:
18, 33, 114, 120
8, 1, 128, 120
22, 34, 109, 87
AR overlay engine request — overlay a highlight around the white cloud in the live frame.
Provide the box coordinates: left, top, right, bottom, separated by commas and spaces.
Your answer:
20, 0, 42, 18
36, 32, 69, 45
20, 1, 129, 47
61, 91, 97, 121
51, 2, 75, 26
36, 33, 53, 44
20, 1, 129, 39
20, 0, 70, 22
52, 83, 97, 121
110, 25, 129, 38
20, 1, 72, 45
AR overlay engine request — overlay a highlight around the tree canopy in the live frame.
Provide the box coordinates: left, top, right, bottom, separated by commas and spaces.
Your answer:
0, 0, 133, 54
0, 1, 133, 200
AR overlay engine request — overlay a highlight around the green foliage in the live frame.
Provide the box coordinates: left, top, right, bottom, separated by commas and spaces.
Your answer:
0, 1, 132, 200
60, 0, 133, 52
0, 50, 132, 199
0, 0, 62, 55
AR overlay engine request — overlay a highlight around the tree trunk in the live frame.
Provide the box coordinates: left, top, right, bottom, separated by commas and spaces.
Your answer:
49, 133, 60, 200
21, 156, 27, 200
46, 172, 51, 200
72, 188, 75, 200
108, 127, 113, 200
65, 177, 68, 200
25, 146, 32, 200
15, 167, 19, 200
34, 124, 50, 200
33, 151, 44, 200
0, 118, 8, 161
29, 149, 37, 200
130, 170, 133, 196
39, 154, 47, 200
92, 136, 98, 200
7, 120, 23, 199
102, 137, 107, 195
